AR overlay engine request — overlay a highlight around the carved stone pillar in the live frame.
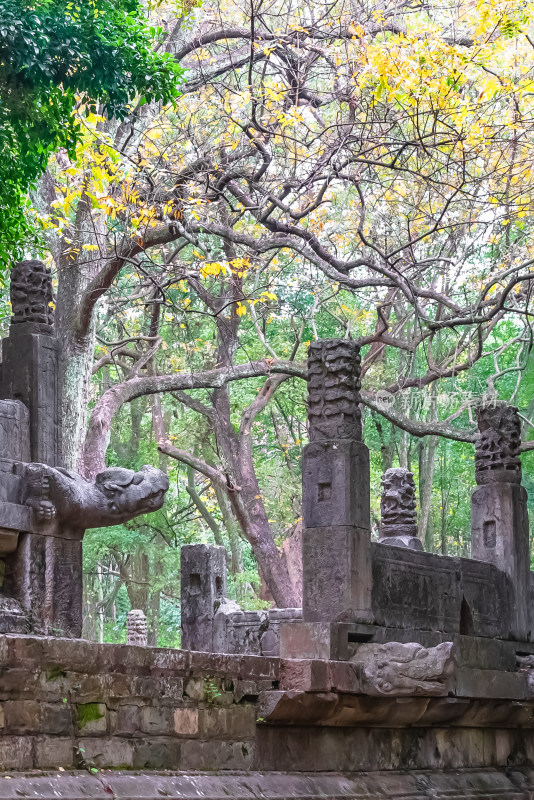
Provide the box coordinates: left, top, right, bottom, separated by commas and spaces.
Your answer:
378, 467, 423, 551
470, 403, 530, 639
127, 609, 148, 646
0, 261, 78, 635
1, 260, 61, 466
301, 340, 372, 623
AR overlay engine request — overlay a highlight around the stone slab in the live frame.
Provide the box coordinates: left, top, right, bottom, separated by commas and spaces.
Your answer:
279, 621, 337, 660
370, 543, 512, 638
452, 635, 518, 671
254, 725, 533, 771
2, 333, 62, 466
258, 689, 534, 727
0, 770, 528, 799
449, 667, 529, 699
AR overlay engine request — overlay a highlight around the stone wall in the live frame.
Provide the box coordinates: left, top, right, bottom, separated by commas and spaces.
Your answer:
0, 634, 277, 771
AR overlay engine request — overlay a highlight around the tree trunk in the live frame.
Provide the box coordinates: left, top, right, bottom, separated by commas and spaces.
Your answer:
212, 483, 243, 576
82, 574, 99, 641
440, 446, 448, 555
419, 436, 437, 550
147, 587, 160, 646
49, 185, 104, 468
60, 324, 97, 471
124, 551, 150, 612
186, 465, 226, 548
96, 563, 105, 644
211, 384, 297, 608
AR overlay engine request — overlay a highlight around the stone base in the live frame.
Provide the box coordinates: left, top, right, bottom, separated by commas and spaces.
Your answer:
302, 526, 372, 623
378, 535, 423, 550
2, 633, 534, 792
0, 770, 530, 799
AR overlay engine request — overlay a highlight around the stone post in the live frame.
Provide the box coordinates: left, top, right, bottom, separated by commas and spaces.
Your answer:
301, 340, 372, 623
181, 544, 227, 651
127, 609, 148, 646
470, 403, 530, 639
378, 468, 423, 550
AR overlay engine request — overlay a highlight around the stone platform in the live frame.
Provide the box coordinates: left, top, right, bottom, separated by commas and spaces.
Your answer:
1, 634, 534, 796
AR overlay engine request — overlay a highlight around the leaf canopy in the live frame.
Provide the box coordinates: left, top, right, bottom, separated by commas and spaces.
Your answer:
0, 0, 184, 269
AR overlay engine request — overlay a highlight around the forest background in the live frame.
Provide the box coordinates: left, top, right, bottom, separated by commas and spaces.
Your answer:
3, 0, 534, 645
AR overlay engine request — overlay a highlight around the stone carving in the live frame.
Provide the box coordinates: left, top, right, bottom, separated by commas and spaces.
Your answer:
0, 400, 30, 464
23, 464, 169, 529
378, 467, 422, 550
127, 609, 148, 646
307, 339, 362, 441
3, 261, 61, 464
10, 260, 54, 331
352, 641, 454, 696
0, 595, 28, 633
213, 601, 303, 657
475, 403, 522, 484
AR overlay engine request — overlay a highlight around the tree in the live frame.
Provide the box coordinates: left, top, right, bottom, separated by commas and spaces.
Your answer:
33, 0, 534, 609
0, 0, 183, 267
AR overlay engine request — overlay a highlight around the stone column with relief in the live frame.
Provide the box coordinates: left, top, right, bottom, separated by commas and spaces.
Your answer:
0, 261, 170, 638
471, 403, 530, 639
181, 543, 227, 651
301, 339, 372, 623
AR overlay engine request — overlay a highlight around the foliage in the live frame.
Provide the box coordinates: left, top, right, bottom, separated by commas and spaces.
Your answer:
17, 0, 534, 636
0, 0, 183, 268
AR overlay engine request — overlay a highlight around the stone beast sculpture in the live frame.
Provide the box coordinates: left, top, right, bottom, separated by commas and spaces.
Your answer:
378, 467, 423, 550
23, 463, 169, 529
351, 641, 454, 696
